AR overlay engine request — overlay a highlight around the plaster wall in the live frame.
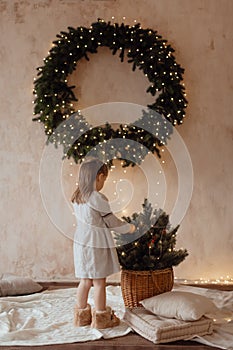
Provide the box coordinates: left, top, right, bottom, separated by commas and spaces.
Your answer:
0, 0, 232, 281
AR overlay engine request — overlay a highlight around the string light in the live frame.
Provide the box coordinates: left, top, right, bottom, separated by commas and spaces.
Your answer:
177, 276, 233, 285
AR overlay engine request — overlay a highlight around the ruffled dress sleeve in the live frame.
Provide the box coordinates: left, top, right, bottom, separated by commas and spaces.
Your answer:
89, 191, 132, 234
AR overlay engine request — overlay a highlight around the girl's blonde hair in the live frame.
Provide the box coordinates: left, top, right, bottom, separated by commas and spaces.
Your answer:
71, 158, 108, 204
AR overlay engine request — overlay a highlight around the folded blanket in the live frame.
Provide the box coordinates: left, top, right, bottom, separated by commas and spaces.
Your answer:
123, 307, 213, 344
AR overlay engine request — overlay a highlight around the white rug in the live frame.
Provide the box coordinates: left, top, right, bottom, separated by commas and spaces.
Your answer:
0, 285, 131, 345
0, 284, 232, 348
173, 284, 233, 350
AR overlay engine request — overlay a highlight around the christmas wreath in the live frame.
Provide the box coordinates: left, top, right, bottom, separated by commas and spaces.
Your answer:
33, 19, 187, 167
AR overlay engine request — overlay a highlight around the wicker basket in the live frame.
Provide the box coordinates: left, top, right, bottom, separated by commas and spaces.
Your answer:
121, 268, 174, 308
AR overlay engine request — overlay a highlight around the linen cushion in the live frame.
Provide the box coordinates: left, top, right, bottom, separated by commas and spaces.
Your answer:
123, 307, 213, 344
0, 273, 43, 297
140, 291, 218, 321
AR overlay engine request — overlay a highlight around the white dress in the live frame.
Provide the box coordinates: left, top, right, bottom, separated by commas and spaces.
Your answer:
73, 191, 131, 279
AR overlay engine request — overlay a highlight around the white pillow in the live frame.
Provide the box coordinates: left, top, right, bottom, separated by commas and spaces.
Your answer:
0, 273, 43, 297
140, 291, 218, 321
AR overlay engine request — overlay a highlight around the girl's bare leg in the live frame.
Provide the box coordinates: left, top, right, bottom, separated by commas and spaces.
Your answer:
76, 278, 93, 308
92, 278, 106, 311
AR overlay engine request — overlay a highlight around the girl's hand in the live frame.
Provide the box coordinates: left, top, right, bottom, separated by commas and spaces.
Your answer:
129, 224, 136, 234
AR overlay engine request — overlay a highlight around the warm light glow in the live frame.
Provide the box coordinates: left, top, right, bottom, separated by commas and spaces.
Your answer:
176, 276, 233, 285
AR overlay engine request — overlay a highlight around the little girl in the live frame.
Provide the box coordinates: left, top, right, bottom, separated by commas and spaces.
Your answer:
71, 158, 135, 329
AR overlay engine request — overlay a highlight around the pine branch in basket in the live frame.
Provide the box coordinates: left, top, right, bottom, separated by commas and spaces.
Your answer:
114, 199, 188, 271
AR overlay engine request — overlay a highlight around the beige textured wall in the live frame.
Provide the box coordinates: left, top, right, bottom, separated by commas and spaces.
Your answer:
1, 0, 233, 281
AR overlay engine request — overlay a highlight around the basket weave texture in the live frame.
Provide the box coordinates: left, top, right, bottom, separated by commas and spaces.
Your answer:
121, 268, 174, 308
